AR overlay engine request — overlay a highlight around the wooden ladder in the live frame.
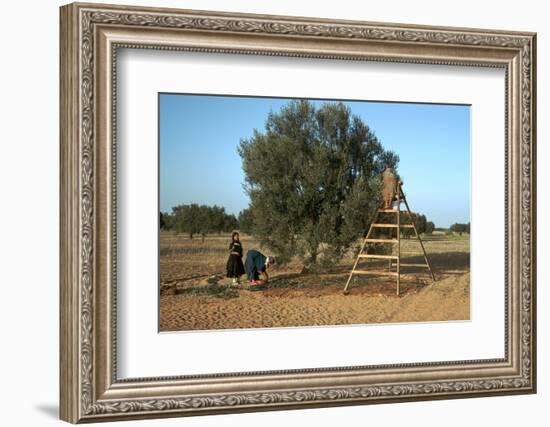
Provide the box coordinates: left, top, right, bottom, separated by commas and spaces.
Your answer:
343, 182, 435, 296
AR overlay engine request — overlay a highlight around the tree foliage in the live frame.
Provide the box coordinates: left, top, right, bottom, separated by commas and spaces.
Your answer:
425, 221, 435, 234
238, 100, 399, 266
401, 212, 427, 238
238, 207, 255, 234
161, 204, 238, 238
450, 222, 470, 235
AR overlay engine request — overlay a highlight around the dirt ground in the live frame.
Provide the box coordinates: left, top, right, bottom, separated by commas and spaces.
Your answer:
159, 232, 470, 331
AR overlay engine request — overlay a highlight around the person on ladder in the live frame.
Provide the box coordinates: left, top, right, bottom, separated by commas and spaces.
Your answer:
343, 168, 434, 295
381, 167, 399, 209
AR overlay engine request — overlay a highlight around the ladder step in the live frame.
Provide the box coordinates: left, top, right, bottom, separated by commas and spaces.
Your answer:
359, 254, 398, 259
378, 209, 399, 213
365, 238, 398, 243
352, 270, 398, 276
400, 263, 430, 267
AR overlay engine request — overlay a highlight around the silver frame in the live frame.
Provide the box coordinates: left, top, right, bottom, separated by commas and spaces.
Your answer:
60, 2, 537, 423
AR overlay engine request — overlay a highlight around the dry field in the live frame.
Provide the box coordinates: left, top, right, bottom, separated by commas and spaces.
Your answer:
159, 231, 470, 331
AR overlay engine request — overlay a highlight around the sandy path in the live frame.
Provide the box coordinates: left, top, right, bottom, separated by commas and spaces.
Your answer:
159, 271, 469, 331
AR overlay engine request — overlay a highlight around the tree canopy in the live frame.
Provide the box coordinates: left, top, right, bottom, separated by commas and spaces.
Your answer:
237, 99, 399, 266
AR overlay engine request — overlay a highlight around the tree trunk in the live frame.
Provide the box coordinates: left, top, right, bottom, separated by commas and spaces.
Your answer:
309, 242, 318, 265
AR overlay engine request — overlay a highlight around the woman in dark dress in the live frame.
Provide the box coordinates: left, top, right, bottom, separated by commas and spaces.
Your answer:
226, 231, 245, 286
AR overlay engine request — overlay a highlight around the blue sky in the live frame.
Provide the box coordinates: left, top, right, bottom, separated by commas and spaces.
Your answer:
159, 94, 470, 228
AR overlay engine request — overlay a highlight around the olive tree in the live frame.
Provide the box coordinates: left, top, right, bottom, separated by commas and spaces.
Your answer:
238, 100, 399, 267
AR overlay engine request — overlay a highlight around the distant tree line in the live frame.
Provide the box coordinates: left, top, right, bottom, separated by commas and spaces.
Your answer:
161, 204, 238, 239
450, 222, 470, 235
401, 213, 435, 238
425, 220, 436, 235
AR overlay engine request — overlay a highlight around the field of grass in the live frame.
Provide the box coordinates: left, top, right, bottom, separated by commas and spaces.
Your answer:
159, 230, 470, 331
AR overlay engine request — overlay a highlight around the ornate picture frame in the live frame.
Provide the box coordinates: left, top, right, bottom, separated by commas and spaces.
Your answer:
60, 2, 536, 423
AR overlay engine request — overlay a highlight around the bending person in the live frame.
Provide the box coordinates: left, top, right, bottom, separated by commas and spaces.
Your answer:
244, 249, 275, 290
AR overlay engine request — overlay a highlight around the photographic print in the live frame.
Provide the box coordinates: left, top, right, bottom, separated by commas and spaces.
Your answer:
159, 94, 471, 332
60, 4, 536, 421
